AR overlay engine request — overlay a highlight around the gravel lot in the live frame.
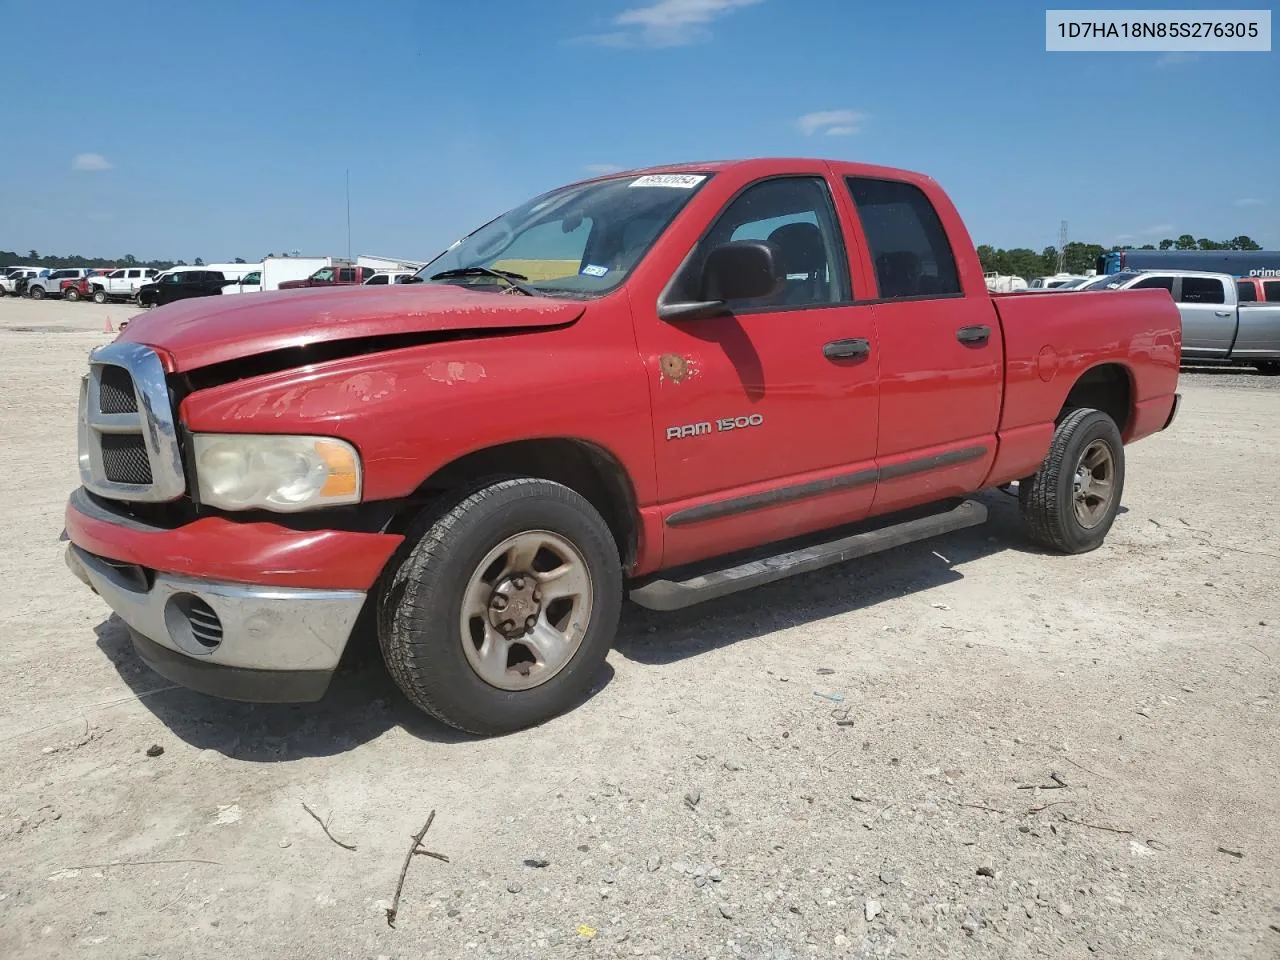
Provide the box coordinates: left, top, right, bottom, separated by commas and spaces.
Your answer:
1, 296, 1277, 960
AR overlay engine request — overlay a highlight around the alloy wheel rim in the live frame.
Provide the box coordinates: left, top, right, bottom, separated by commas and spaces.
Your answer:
1072, 439, 1116, 529
459, 530, 593, 691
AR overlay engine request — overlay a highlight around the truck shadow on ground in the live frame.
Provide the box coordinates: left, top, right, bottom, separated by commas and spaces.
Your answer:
90, 487, 1094, 756
93, 617, 617, 757
614, 488, 1046, 664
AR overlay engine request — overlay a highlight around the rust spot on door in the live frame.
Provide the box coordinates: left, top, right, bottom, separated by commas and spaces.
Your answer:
660, 354, 689, 382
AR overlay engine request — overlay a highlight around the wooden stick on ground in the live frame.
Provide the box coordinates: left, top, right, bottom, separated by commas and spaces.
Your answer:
301, 801, 357, 852
385, 810, 449, 928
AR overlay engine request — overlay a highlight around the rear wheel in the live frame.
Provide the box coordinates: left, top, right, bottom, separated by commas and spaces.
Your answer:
1256, 360, 1280, 376
1019, 408, 1125, 554
378, 478, 622, 736
92, 288, 108, 304
65, 287, 81, 302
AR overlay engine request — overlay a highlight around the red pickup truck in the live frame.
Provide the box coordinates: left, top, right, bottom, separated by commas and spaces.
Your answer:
63, 158, 1181, 735
276, 264, 378, 289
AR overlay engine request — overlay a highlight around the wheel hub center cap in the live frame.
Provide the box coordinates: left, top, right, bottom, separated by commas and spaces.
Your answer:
488, 576, 541, 636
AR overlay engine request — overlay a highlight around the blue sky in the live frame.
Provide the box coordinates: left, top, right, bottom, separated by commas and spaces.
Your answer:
1, 0, 1275, 263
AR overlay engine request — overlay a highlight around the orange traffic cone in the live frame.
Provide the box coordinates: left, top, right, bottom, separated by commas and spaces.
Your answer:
103, 316, 113, 333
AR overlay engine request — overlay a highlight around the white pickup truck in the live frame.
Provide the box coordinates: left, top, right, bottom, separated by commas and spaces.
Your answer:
1083, 269, 1280, 373
1, 266, 42, 296
87, 267, 160, 303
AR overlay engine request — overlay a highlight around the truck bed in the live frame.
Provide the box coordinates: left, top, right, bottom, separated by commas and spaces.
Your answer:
985, 288, 1181, 484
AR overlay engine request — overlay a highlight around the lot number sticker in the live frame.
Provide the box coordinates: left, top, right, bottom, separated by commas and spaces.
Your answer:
630, 174, 707, 189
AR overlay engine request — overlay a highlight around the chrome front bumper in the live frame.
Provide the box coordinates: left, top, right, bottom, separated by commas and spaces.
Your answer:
67, 544, 367, 700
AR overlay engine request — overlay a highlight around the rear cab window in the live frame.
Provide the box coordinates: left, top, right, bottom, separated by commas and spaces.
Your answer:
1178, 277, 1225, 304
1265, 280, 1280, 303
845, 177, 961, 299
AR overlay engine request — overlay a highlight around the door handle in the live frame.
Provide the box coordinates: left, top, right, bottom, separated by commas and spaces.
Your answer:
956, 324, 991, 345
823, 338, 871, 361
1214, 311, 1232, 317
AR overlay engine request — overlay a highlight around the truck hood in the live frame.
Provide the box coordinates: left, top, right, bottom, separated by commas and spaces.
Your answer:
116, 283, 586, 373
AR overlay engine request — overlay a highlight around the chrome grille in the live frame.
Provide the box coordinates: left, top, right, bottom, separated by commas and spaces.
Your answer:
100, 434, 154, 484
78, 342, 186, 502
98, 365, 138, 413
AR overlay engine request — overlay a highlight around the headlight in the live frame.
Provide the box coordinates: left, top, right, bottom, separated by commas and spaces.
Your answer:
193, 434, 362, 512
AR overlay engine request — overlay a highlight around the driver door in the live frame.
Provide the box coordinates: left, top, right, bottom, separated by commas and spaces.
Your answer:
632, 174, 880, 569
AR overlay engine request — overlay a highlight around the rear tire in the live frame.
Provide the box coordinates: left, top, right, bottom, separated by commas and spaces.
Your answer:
1256, 360, 1280, 376
1019, 408, 1125, 554
65, 287, 81, 302
378, 478, 622, 736
92, 288, 108, 305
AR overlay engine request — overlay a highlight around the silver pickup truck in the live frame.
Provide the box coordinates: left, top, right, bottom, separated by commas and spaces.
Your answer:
1083, 269, 1280, 373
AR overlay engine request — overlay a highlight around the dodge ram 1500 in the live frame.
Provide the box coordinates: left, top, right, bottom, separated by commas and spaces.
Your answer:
63, 158, 1183, 735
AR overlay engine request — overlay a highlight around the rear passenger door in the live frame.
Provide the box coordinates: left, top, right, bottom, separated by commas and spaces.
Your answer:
1175, 275, 1232, 355
841, 176, 1002, 516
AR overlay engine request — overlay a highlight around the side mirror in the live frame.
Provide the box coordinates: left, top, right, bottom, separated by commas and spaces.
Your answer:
658, 240, 784, 321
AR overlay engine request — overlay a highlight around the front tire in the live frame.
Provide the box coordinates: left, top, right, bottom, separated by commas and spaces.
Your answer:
29, 285, 44, 300
92, 288, 108, 304
378, 478, 622, 736
1256, 360, 1280, 376
1019, 408, 1125, 554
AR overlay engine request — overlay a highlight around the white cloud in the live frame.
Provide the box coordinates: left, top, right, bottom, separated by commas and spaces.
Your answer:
577, 0, 764, 47
72, 153, 113, 171
1156, 51, 1200, 67
1234, 197, 1265, 207
1140, 223, 1174, 237
584, 164, 624, 175
797, 110, 868, 137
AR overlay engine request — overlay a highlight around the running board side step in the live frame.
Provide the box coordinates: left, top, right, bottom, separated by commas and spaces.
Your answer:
629, 499, 988, 612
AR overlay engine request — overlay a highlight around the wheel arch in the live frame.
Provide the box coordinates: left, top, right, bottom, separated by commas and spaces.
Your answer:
1057, 362, 1134, 436
388, 437, 640, 569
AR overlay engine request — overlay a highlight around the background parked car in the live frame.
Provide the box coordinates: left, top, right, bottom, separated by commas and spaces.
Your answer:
363, 270, 415, 285
87, 267, 159, 303
137, 268, 227, 307
25, 267, 96, 300
276, 263, 377, 289
0, 266, 42, 297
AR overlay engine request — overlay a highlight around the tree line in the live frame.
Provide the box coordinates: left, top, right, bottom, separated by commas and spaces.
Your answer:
1, 250, 272, 270
978, 235, 1264, 279
5, 234, 1268, 281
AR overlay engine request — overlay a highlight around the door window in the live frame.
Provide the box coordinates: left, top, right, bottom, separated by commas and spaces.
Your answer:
672, 176, 850, 309
1264, 280, 1280, 303
366, 274, 388, 285
1132, 275, 1174, 292
338, 268, 356, 282
1178, 277, 1225, 304
846, 177, 961, 299
1237, 281, 1258, 302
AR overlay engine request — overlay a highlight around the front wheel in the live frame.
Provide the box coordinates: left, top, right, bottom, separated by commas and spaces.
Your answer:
29, 285, 44, 300
378, 478, 622, 736
92, 288, 108, 304
1019, 408, 1125, 554
1256, 360, 1280, 376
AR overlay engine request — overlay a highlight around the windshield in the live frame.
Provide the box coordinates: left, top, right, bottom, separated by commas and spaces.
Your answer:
1080, 271, 1140, 291
415, 172, 712, 298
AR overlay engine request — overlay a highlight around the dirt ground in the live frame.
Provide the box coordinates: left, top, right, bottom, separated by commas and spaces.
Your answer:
1, 295, 1277, 960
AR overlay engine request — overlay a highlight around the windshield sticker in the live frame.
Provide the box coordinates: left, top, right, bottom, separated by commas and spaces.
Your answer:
629, 174, 706, 189
580, 264, 609, 278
